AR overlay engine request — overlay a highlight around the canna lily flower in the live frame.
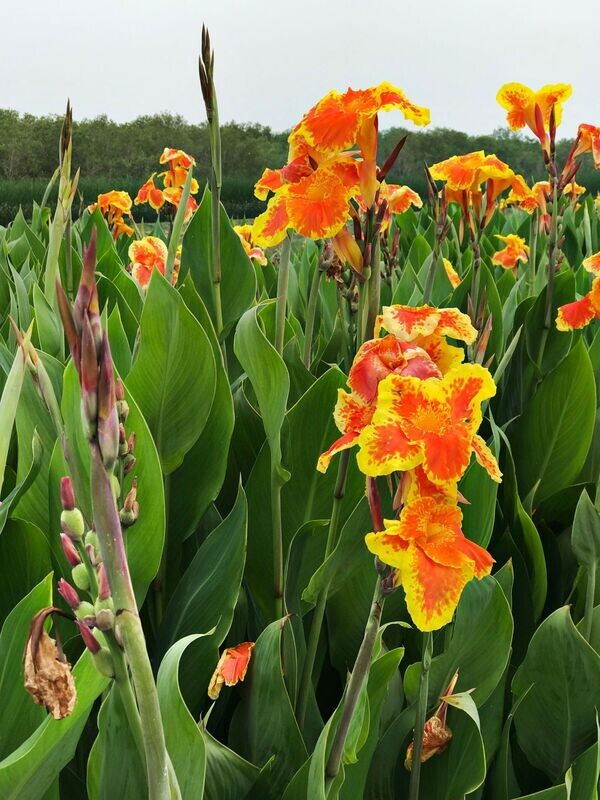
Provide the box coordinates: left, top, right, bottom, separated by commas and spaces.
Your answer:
234, 224, 267, 265
317, 335, 442, 473
496, 82, 572, 145
556, 277, 600, 331
128, 236, 179, 289
356, 363, 500, 485
365, 497, 494, 630
135, 174, 165, 211
252, 163, 359, 247
289, 83, 430, 208
377, 304, 476, 345
89, 190, 134, 239
442, 258, 461, 288
491, 234, 529, 274
583, 252, 600, 277
572, 123, 600, 168
359, 183, 422, 232
162, 187, 199, 221
208, 641, 254, 700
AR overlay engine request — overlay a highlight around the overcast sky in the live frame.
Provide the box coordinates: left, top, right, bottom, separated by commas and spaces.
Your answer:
4, 0, 599, 137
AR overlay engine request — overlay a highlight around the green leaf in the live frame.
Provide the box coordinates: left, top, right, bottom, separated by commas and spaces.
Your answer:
182, 188, 256, 335
234, 301, 289, 472
229, 618, 307, 799
512, 607, 600, 780
158, 486, 247, 705
458, 436, 500, 547
0, 340, 29, 497
126, 269, 216, 473
525, 270, 575, 375
86, 687, 146, 800
0, 431, 43, 536
32, 284, 62, 358
0, 575, 52, 759
404, 575, 513, 708
510, 340, 596, 502
0, 519, 52, 627
157, 634, 207, 799
200, 727, 259, 800
572, 489, 600, 568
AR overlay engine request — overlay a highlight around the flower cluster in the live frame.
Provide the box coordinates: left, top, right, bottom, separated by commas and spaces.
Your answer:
135, 148, 199, 221
88, 190, 134, 239
251, 82, 430, 270
318, 304, 500, 631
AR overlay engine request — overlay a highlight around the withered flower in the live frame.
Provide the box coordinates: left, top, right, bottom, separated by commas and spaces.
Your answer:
24, 608, 76, 720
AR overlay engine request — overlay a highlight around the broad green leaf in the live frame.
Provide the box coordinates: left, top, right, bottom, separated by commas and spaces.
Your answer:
32, 284, 61, 358
182, 188, 256, 336
157, 634, 207, 799
0, 520, 52, 628
229, 618, 307, 799
571, 489, 600, 568
126, 269, 216, 473
512, 607, 600, 780
86, 687, 146, 800
525, 270, 575, 375
158, 486, 247, 706
510, 340, 596, 502
0, 340, 29, 497
201, 727, 259, 800
0, 431, 43, 536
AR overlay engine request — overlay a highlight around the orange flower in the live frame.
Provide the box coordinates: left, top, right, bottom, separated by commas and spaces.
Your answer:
208, 642, 254, 700
377, 304, 477, 345
496, 82, 572, 142
234, 224, 267, 265
492, 234, 529, 273
442, 258, 461, 288
573, 124, 600, 168
317, 335, 442, 473
365, 497, 494, 630
128, 236, 179, 289
135, 174, 165, 211
159, 147, 195, 170
556, 277, 600, 331
252, 163, 359, 247
429, 152, 514, 193
356, 364, 499, 484
289, 83, 429, 207
90, 190, 134, 239
359, 183, 422, 232
163, 187, 199, 222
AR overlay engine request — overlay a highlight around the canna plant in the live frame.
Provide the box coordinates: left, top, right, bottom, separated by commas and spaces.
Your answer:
0, 27, 598, 800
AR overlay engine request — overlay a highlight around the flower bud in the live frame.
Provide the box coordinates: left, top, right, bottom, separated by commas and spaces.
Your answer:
97, 563, 111, 601
61, 508, 85, 541
123, 454, 136, 475
120, 479, 139, 527
86, 543, 100, 566
110, 474, 121, 501
80, 311, 99, 435
57, 578, 80, 610
97, 333, 119, 471
60, 533, 81, 566
95, 598, 115, 631
60, 476, 75, 510
74, 601, 96, 624
76, 619, 101, 654
71, 563, 90, 591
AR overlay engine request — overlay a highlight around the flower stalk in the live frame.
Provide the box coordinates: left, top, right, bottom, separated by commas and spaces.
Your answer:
408, 630, 434, 800
275, 234, 292, 355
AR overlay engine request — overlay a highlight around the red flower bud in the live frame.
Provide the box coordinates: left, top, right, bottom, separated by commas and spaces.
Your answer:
97, 563, 111, 601
75, 620, 101, 654
60, 477, 75, 511
57, 578, 80, 610
60, 532, 81, 566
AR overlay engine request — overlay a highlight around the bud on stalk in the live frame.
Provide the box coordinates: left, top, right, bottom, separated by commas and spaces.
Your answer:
57, 578, 80, 610
97, 334, 119, 471
60, 532, 81, 565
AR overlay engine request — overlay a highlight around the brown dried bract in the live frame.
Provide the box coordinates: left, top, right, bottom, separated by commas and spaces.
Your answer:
23, 608, 76, 720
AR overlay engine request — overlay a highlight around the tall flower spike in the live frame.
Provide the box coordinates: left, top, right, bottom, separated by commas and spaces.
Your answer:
97, 333, 119, 471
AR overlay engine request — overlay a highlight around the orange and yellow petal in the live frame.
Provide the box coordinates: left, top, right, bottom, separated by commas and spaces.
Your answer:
159, 147, 194, 168
583, 252, 600, 277
429, 152, 486, 191
471, 434, 502, 483
356, 420, 422, 477
333, 389, 374, 434
397, 542, 474, 631
332, 227, 363, 272
348, 336, 407, 403
575, 124, 600, 168
556, 278, 600, 331
421, 427, 474, 485
496, 83, 535, 130
534, 84, 572, 128
374, 82, 430, 126
251, 194, 290, 248
401, 465, 459, 505
380, 305, 446, 340
444, 363, 496, 426
442, 258, 461, 288
415, 334, 465, 376
208, 641, 254, 700
285, 168, 352, 240
317, 431, 360, 473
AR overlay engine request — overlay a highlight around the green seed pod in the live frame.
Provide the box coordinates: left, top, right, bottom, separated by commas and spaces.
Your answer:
71, 563, 90, 591
92, 648, 115, 678
60, 508, 85, 540
75, 601, 96, 620
85, 530, 99, 552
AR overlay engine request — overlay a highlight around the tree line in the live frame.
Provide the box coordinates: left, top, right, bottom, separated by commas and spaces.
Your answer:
0, 109, 597, 224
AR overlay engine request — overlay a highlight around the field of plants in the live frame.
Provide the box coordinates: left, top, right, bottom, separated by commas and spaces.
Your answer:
0, 28, 599, 800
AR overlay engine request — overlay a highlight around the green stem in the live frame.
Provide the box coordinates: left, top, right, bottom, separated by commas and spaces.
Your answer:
302, 263, 322, 368
582, 565, 597, 642
90, 444, 171, 800
275, 235, 291, 355
65, 214, 73, 299
423, 244, 441, 305
528, 211, 538, 296
366, 239, 381, 340
296, 450, 350, 731
325, 578, 384, 783
337, 288, 353, 372
470, 239, 482, 315
210, 182, 224, 339
544, 172, 559, 330
408, 631, 433, 800
357, 270, 371, 347
271, 461, 284, 620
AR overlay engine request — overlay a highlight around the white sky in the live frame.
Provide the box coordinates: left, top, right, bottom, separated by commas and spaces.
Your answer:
3, 0, 600, 137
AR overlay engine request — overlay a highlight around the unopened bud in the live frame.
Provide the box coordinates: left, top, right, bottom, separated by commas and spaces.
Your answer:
120, 479, 139, 527
74, 601, 96, 625
61, 508, 85, 541
71, 563, 90, 591
86, 543, 100, 566
76, 620, 101, 654
60, 533, 81, 566
97, 333, 119, 471
115, 378, 125, 402
97, 563, 110, 601
95, 598, 115, 631
92, 648, 115, 678
80, 311, 99, 435
57, 578, 80, 610
118, 424, 128, 456
116, 399, 130, 421
123, 454, 136, 475
60, 477, 75, 510
127, 433, 136, 453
